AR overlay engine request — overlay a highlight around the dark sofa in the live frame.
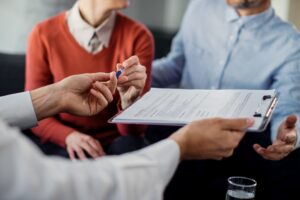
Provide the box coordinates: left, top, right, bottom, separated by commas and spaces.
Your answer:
0, 53, 26, 96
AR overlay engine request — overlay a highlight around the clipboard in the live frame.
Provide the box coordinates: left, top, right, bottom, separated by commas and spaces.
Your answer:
109, 88, 278, 132
250, 93, 278, 132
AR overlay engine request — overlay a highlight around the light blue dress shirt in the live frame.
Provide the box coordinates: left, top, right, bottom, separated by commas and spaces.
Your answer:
152, 0, 300, 148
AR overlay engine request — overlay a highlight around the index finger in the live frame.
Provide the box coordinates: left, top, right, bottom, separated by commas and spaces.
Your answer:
122, 55, 139, 68
88, 72, 111, 82
108, 72, 117, 93
221, 118, 254, 131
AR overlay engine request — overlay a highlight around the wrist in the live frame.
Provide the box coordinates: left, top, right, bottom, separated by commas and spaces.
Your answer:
30, 83, 63, 120
65, 130, 76, 143
169, 128, 187, 160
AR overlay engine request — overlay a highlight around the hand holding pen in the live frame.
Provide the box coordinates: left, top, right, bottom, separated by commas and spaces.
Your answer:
115, 55, 147, 109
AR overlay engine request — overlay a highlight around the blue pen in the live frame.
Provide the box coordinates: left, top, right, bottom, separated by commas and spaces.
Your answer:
116, 66, 125, 79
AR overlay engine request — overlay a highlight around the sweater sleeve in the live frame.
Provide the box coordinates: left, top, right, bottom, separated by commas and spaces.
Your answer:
25, 25, 75, 147
117, 24, 154, 136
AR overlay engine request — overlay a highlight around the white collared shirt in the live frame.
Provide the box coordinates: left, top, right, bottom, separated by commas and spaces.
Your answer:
0, 91, 180, 200
0, 92, 37, 129
67, 2, 116, 54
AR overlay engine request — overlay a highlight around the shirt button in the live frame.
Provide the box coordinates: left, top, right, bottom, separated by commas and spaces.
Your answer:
229, 35, 234, 41
210, 86, 217, 89
219, 60, 225, 65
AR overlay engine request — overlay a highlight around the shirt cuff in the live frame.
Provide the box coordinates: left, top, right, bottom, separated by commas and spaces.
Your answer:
294, 123, 300, 149
0, 92, 37, 129
106, 139, 180, 190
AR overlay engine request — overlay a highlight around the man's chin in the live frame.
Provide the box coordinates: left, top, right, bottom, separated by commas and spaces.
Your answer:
230, 0, 263, 9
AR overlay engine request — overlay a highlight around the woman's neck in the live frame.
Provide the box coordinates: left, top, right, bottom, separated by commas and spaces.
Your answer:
78, 1, 112, 28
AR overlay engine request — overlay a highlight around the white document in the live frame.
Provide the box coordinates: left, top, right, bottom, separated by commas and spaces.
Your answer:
110, 88, 278, 132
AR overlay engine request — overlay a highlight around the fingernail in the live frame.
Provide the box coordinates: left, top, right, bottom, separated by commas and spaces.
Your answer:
246, 118, 255, 127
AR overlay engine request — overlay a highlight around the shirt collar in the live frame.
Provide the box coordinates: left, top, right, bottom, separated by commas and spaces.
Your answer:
226, 5, 274, 29
67, 2, 116, 48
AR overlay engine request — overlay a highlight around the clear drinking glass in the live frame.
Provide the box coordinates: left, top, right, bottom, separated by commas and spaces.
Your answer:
225, 176, 257, 200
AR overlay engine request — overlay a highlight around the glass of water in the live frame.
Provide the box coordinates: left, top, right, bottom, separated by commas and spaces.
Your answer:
225, 176, 257, 200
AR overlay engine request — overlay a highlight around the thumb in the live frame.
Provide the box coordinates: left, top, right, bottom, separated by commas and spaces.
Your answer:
116, 63, 123, 70
285, 115, 297, 129
221, 118, 254, 131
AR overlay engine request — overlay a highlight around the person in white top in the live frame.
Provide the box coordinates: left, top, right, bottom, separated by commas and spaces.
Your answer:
0, 68, 253, 199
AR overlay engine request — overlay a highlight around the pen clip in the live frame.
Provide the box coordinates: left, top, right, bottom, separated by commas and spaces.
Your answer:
262, 95, 272, 101
116, 66, 125, 79
253, 94, 275, 118
265, 97, 277, 118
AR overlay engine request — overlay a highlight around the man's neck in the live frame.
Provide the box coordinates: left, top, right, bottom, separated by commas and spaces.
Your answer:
237, 1, 270, 16
78, 1, 112, 28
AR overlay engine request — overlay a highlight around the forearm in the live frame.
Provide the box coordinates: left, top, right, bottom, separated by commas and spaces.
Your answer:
30, 83, 63, 121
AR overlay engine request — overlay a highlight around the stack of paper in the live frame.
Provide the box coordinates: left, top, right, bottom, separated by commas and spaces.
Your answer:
110, 88, 278, 132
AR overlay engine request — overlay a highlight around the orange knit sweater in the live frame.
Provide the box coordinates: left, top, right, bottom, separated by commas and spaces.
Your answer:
25, 12, 154, 148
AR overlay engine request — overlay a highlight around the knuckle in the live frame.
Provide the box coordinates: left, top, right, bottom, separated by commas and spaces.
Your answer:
142, 65, 146, 71
213, 118, 223, 125
133, 55, 139, 62
79, 137, 86, 143
89, 149, 96, 155
103, 100, 109, 107
86, 137, 93, 142
108, 96, 113, 102
224, 150, 234, 158
231, 138, 240, 149
99, 83, 105, 89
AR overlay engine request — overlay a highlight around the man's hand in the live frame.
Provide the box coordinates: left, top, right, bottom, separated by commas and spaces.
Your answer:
253, 115, 297, 161
57, 72, 117, 116
116, 56, 147, 109
31, 72, 117, 120
66, 131, 105, 160
170, 118, 254, 160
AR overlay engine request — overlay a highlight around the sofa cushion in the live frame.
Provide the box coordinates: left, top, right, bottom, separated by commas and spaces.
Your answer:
0, 53, 25, 96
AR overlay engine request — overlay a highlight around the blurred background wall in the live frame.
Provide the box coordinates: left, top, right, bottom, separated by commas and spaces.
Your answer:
273, 0, 300, 29
124, 0, 189, 33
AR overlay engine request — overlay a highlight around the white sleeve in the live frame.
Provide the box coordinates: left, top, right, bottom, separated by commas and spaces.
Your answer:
0, 120, 180, 200
0, 92, 37, 129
